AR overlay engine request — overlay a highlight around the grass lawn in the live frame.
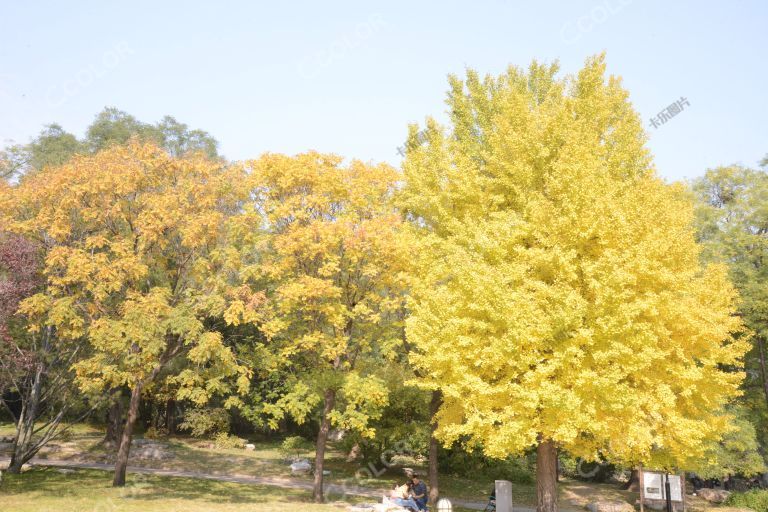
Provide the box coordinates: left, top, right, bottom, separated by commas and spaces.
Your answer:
0, 423, 721, 511
0, 467, 363, 512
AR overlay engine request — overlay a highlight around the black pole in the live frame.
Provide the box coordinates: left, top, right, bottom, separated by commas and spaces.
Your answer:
665, 473, 673, 512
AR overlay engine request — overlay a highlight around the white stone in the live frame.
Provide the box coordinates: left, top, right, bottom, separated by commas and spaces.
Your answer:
290, 459, 311, 474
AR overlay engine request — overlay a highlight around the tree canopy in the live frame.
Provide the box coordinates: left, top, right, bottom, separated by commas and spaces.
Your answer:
400, 55, 749, 511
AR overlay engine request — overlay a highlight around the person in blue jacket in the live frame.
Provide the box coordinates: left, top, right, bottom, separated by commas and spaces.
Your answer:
410, 473, 428, 511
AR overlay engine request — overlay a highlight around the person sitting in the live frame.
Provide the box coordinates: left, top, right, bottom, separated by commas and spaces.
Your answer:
389, 482, 420, 511
409, 473, 428, 511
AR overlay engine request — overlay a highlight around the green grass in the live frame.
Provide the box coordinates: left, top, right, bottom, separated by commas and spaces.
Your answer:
724, 489, 768, 512
0, 467, 359, 512
0, 422, 726, 511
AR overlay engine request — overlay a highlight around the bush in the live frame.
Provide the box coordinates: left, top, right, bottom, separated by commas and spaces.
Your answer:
179, 408, 230, 438
144, 426, 167, 440
558, 453, 618, 483
213, 432, 245, 450
280, 436, 314, 461
725, 490, 768, 512
437, 447, 534, 484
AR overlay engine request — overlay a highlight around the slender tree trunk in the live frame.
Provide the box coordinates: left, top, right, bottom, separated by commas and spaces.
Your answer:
104, 390, 124, 446
758, 337, 768, 409
346, 442, 361, 463
536, 438, 558, 512
7, 402, 30, 474
165, 398, 176, 434
428, 389, 442, 508
312, 388, 336, 503
8, 362, 44, 474
113, 381, 143, 487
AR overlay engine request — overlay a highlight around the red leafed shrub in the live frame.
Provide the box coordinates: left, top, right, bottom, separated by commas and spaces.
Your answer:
0, 233, 40, 369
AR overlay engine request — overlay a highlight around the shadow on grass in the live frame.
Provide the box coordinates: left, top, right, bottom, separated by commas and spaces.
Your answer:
0, 467, 321, 506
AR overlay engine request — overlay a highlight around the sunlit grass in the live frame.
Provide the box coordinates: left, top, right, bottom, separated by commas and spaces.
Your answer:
0, 467, 358, 512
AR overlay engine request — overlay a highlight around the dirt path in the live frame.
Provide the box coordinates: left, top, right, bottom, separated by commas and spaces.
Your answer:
2, 457, 536, 511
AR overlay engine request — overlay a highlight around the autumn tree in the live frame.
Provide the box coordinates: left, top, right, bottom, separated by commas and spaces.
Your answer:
400, 55, 748, 512
0, 142, 248, 486
0, 232, 95, 474
219, 153, 408, 502
693, 164, 768, 464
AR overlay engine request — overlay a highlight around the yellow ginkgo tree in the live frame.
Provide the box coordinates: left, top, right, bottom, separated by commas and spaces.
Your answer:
219, 152, 409, 502
1, 142, 249, 486
400, 55, 749, 512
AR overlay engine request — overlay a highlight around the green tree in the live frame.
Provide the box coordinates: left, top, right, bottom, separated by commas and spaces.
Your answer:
1, 109, 219, 183
693, 164, 768, 462
0, 124, 84, 179
85, 108, 219, 159
84, 107, 159, 152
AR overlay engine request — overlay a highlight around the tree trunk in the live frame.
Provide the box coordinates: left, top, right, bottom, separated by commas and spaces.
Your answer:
536, 438, 558, 512
113, 381, 143, 487
312, 388, 336, 503
624, 469, 640, 491
104, 390, 124, 446
346, 442, 361, 463
758, 337, 768, 409
165, 398, 176, 435
428, 389, 442, 508
8, 361, 44, 474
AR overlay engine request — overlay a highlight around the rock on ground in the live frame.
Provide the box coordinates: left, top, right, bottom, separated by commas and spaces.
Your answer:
696, 488, 731, 503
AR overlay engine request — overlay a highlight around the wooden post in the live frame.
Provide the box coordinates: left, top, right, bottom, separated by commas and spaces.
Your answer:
639, 465, 645, 512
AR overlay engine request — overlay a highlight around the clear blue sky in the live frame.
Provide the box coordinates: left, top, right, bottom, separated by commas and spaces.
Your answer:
1, 0, 766, 182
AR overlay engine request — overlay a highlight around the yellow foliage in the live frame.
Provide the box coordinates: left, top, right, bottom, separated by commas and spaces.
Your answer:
401, 55, 748, 468
0, 141, 249, 400
222, 152, 409, 435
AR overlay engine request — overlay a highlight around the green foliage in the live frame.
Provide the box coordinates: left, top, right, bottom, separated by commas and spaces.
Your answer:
155, 116, 219, 159
280, 436, 314, 460
25, 124, 84, 171
340, 368, 432, 464
1, 124, 84, 179
179, 408, 231, 439
85, 108, 219, 159
438, 447, 534, 484
724, 490, 768, 512
693, 165, 768, 466
691, 408, 766, 478
144, 426, 168, 440
213, 432, 246, 450
558, 453, 618, 483
1, 108, 220, 182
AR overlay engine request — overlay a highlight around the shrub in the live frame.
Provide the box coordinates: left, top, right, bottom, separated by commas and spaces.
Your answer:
558, 453, 618, 483
214, 432, 245, 450
179, 408, 230, 438
725, 490, 768, 512
143, 426, 167, 440
437, 447, 534, 484
280, 436, 314, 461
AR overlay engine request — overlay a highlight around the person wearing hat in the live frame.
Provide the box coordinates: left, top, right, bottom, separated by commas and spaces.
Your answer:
409, 472, 428, 511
